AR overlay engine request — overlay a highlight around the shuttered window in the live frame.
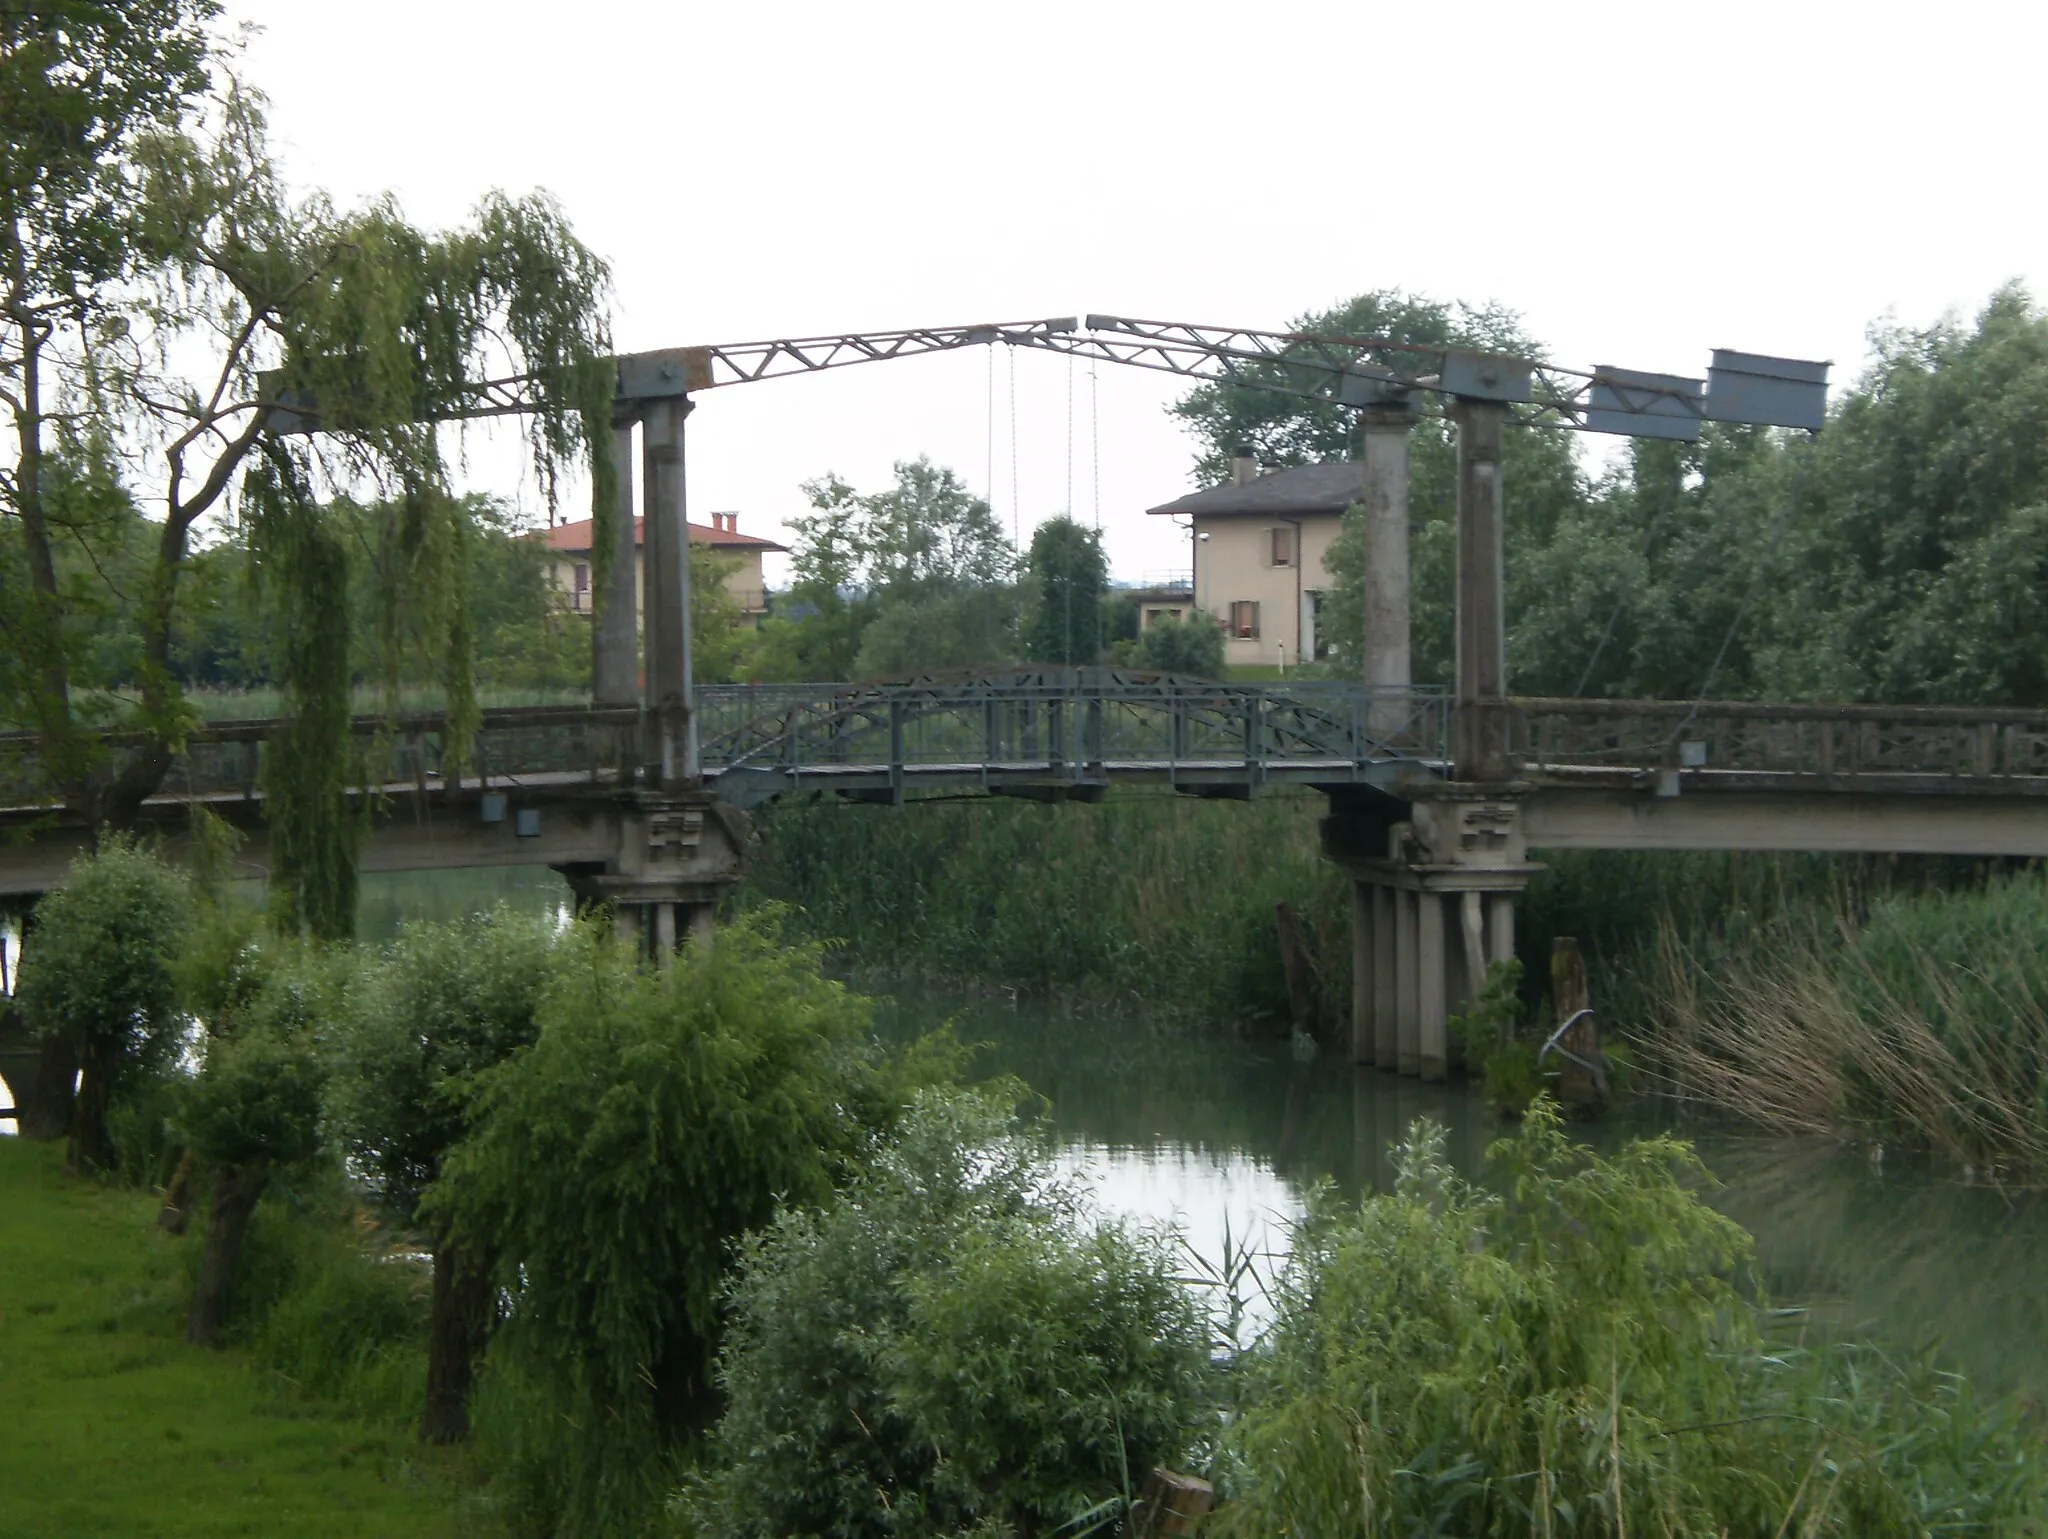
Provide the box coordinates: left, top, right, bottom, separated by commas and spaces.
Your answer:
1230, 600, 1260, 639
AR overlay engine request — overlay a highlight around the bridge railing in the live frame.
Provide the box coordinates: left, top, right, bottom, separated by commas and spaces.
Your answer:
698, 675, 1449, 783
0, 705, 644, 810
1507, 697, 2048, 779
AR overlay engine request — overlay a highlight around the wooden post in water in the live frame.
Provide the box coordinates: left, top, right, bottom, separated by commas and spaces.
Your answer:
1275, 899, 1317, 1039
1550, 936, 1606, 1112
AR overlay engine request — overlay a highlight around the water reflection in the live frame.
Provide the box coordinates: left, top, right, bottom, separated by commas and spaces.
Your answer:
875, 988, 2048, 1402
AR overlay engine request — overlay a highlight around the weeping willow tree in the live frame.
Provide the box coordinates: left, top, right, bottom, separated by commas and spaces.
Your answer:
6, 29, 617, 936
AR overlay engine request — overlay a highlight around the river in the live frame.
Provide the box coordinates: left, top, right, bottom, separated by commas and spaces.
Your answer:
870, 985, 2048, 1405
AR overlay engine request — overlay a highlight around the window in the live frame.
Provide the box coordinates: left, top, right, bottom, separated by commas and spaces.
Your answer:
572, 563, 591, 611
1269, 526, 1295, 567
1230, 600, 1260, 639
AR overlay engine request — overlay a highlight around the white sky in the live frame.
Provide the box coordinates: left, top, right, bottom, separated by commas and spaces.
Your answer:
225, 0, 2048, 586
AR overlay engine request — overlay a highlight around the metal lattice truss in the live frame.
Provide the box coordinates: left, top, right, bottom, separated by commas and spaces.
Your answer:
265, 313, 1824, 441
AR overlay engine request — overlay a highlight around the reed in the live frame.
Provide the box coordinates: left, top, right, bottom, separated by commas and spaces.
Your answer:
1630, 872, 2048, 1176
745, 788, 1351, 1032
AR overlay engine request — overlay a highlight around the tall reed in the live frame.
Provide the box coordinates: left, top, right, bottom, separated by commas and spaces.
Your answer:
1631, 872, 2048, 1175
745, 789, 1349, 1032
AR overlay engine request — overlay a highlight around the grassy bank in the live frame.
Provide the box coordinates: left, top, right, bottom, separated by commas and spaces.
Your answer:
745, 788, 1350, 1032
0, 1138, 477, 1538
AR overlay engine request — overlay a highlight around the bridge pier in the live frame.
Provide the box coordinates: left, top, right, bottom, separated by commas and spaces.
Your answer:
1326, 784, 1537, 1081
554, 788, 746, 964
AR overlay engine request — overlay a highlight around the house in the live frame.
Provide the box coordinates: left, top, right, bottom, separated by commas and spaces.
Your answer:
1121, 575, 1196, 633
536, 511, 788, 627
1147, 450, 1364, 668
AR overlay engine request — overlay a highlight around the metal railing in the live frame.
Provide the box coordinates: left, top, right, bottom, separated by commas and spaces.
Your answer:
697, 671, 1447, 796
1507, 697, 2048, 779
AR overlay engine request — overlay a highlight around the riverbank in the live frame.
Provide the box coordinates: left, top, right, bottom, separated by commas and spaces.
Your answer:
751, 792, 2048, 1172
0, 1139, 478, 1538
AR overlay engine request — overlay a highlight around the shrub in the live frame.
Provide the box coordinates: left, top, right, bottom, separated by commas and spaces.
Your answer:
681, 1092, 1214, 1538
1214, 1103, 2048, 1536
1133, 613, 1224, 676
433, 909, 951, 1537
17, 839, 193, 1168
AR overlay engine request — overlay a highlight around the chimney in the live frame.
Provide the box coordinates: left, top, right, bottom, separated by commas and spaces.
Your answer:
1231, 444, 1256, 486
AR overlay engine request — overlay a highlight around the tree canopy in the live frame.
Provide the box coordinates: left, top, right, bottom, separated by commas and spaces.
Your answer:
4, 13, 616, 933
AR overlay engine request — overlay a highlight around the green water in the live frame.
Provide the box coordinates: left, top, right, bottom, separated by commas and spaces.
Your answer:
242, 867, 2048, 1405
873, 987, 2048, 1405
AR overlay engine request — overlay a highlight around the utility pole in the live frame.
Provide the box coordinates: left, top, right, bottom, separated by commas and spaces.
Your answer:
1450, 399, 1508, 780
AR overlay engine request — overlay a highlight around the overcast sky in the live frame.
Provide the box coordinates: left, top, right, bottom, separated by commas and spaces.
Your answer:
226, 1, 2048, 584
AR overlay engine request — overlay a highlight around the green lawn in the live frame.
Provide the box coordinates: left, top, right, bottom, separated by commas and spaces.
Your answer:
0, 1138, 481, 1538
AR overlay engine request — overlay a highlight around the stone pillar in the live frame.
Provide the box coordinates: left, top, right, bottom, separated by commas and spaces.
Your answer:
594, 418, 640, 706
1349, 880, 1374, 1065
653, 900, 677, 964
1417, 892, 1448, 1083
687, 902, 716, 948
1371, 883, 1397, 1069
641, 397, 699, 787
1460, 889, 1489, 1003
1394, 887, 1419, 1076
1487, 890, 1516, 969
1360, 410, 1416, 734
614, 900, 643, 954
1450, 400, 1508, 781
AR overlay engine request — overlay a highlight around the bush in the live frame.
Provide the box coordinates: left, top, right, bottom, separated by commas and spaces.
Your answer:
1132, 613, 1224, 676
1214, 1104, 2048, 1536
17, 839, 193, 1168
434, 909, 952, 1536
681, 1092, 1214, 1538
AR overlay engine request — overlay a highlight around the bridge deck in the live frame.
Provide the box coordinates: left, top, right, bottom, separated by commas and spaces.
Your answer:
6, 679, 2048, 877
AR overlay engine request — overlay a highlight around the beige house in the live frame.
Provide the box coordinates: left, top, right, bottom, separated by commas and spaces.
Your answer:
1147, 455, 1362, 668
537, 511, 787, 626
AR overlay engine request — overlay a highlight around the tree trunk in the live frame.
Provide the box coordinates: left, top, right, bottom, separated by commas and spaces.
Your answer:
157, 1147, 196, 1234
420, 1237, 496, 1443
186, 1159, 270, 1346
67, 1032, 116, 1173
19, 1029, 77, 1142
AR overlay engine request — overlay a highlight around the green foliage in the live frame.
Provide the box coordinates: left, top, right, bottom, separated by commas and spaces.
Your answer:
327, 906, 559, 1222
17, 838, 192, 1068
747, 789, 1348, 1031
684, 1092, 1213, 1539
1216, 1106, 2048, 1536
248, 1216, 430, 1425
433, 909, 943, 1536
17, 838, 194, 1167
6, 34, 616, 860
176, 1016, 326, 1173
1024, 515, 1109, 664
750, 458, 1017, 681
245, 452, 360, 939
1446, 959, 1542, 1117
1132, 612, 1226, 677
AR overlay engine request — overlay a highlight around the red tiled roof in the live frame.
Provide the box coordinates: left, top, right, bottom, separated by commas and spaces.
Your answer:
534, 516, 788, 554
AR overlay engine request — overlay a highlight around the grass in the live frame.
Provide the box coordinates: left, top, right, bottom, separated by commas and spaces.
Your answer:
0, 1137, 483, 1538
